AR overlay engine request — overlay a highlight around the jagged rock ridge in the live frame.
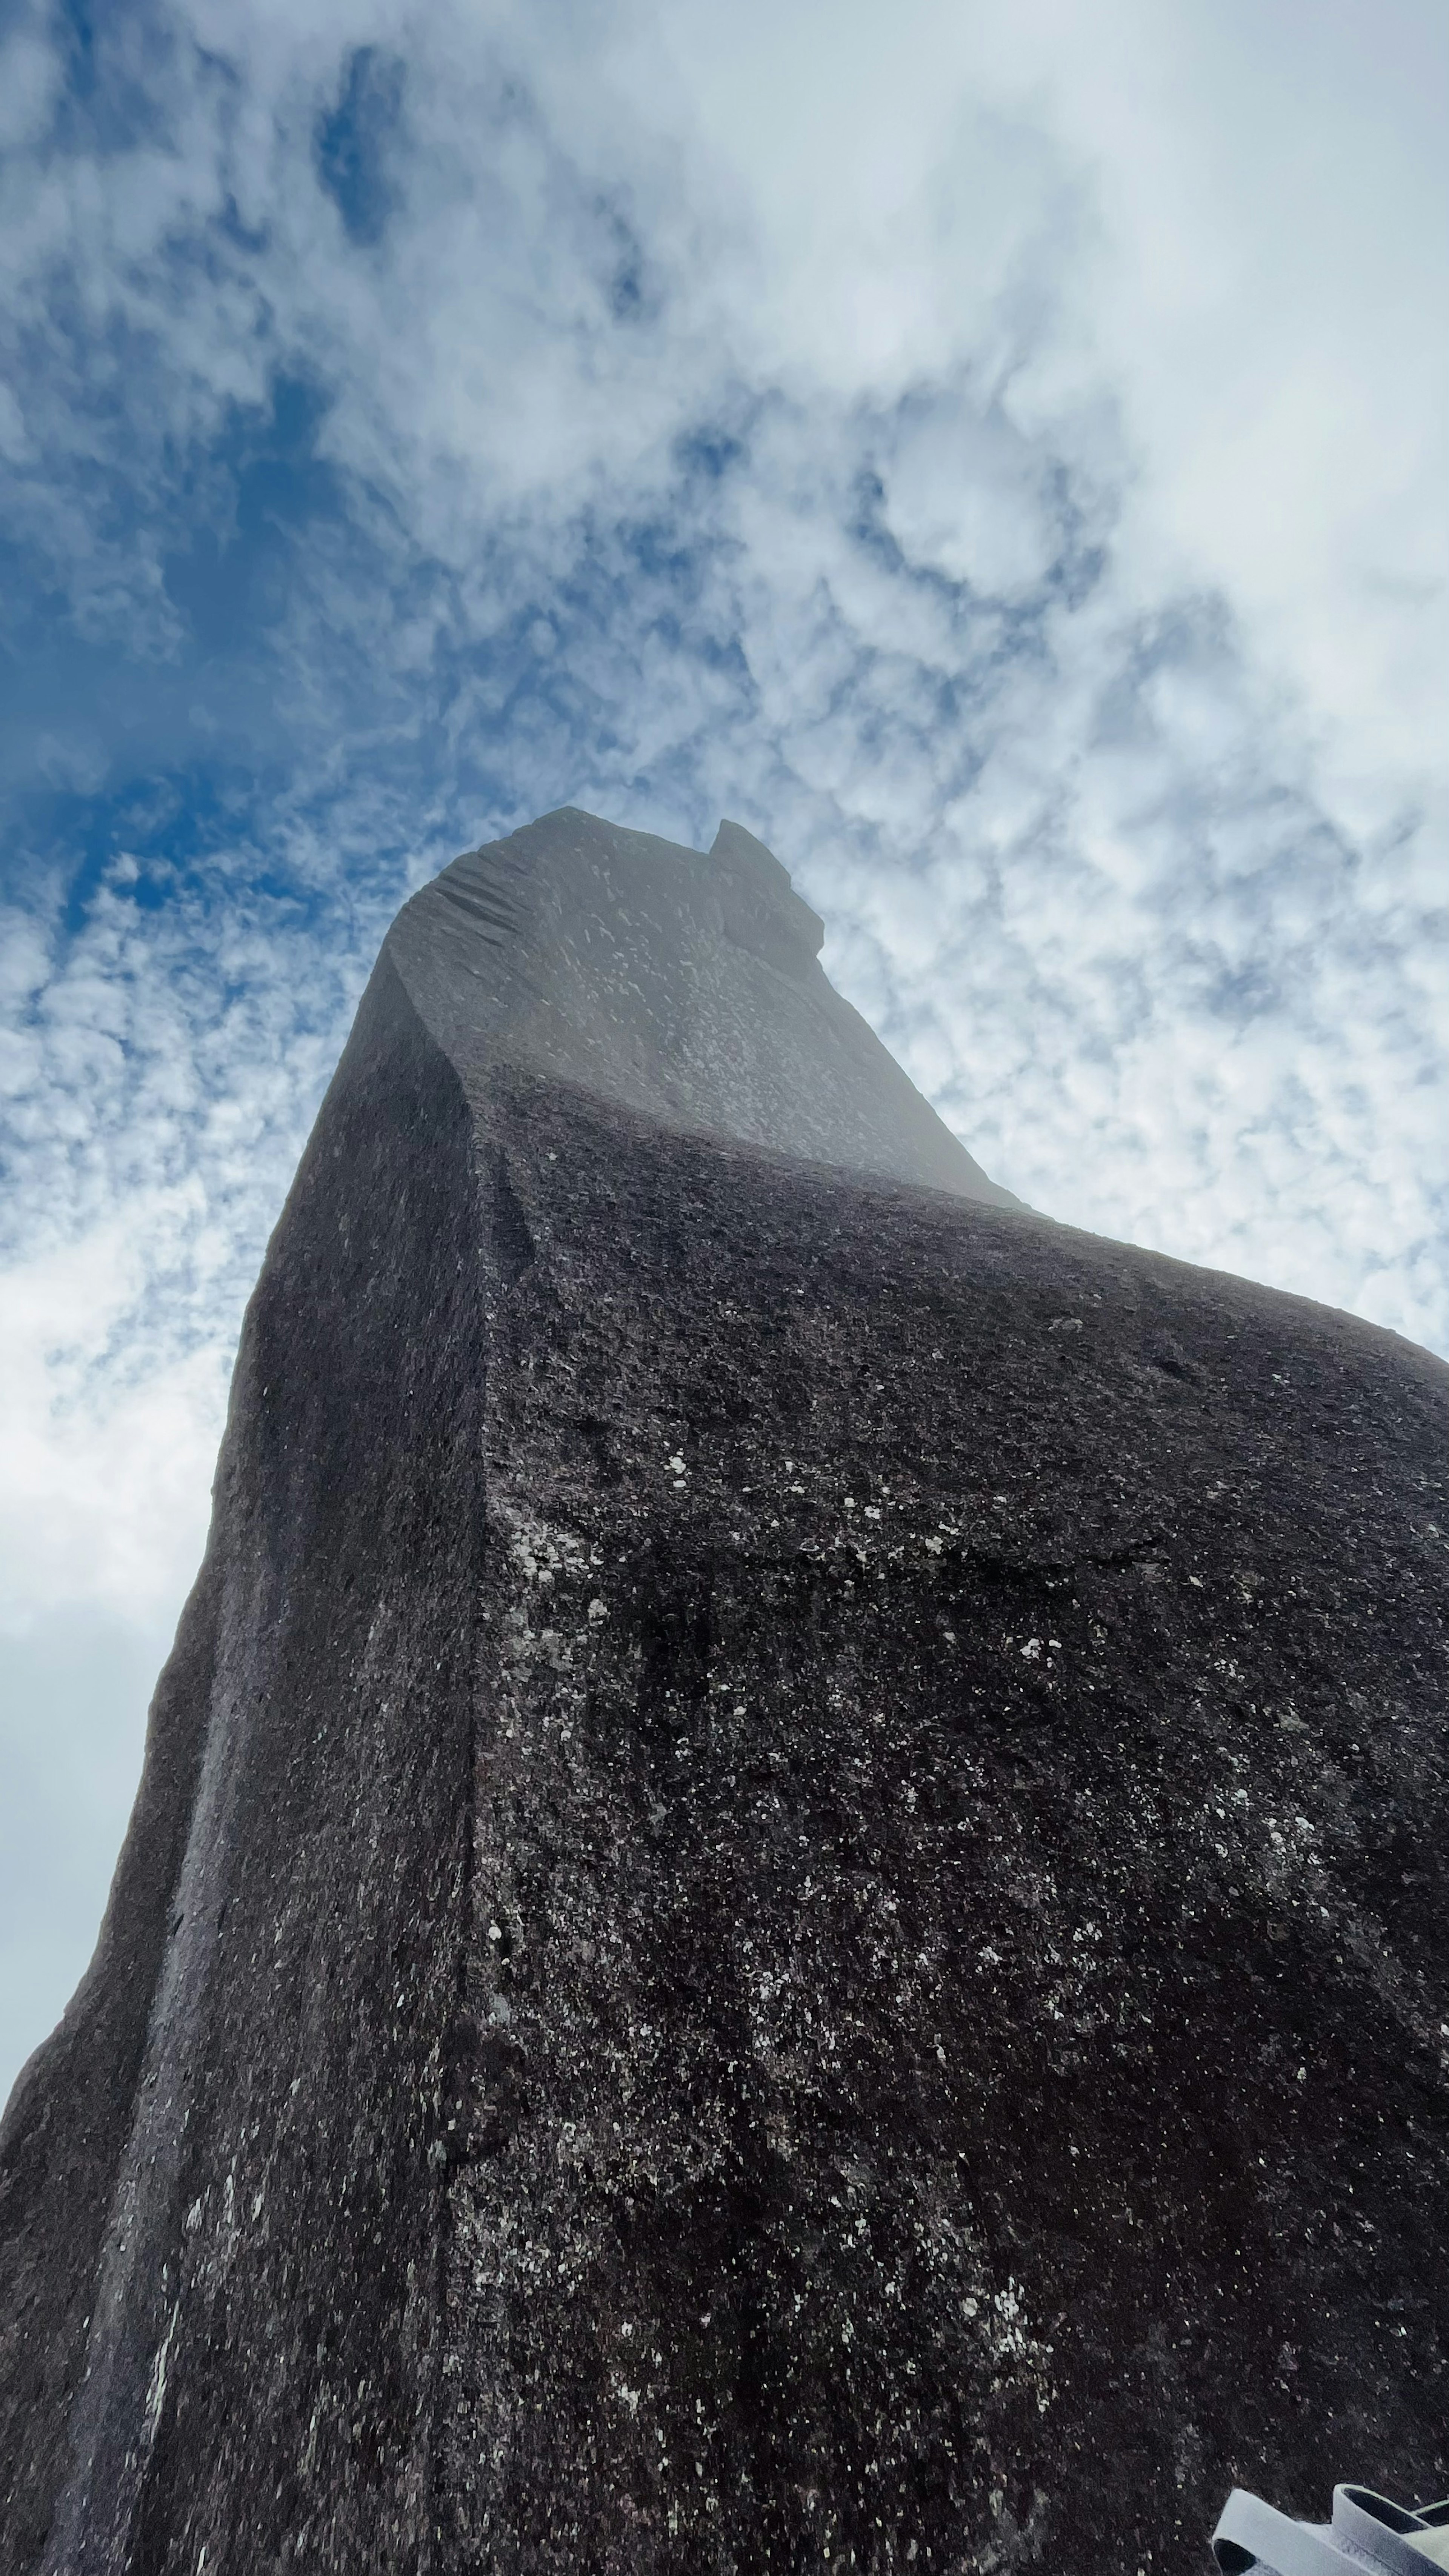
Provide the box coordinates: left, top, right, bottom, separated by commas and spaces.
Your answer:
2, 807, 1446, 2576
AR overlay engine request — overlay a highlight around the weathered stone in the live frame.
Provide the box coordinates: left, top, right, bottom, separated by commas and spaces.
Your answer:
3, 808, 1446, 2574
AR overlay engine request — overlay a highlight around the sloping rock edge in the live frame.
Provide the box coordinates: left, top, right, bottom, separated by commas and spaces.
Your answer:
0, 953, 489, 2573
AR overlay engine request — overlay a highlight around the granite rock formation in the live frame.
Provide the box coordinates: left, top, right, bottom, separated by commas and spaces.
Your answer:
2, 806, 1446, 2576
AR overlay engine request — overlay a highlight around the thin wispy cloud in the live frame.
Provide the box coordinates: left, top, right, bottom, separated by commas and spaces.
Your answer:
0, 0, 1444, 2097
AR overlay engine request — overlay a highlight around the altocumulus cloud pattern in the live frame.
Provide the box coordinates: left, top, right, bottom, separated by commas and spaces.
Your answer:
0, 0, 1445, 2100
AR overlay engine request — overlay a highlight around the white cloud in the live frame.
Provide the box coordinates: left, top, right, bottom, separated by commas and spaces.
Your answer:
880, 401, 1059, 598
0, 1226, 226, 1630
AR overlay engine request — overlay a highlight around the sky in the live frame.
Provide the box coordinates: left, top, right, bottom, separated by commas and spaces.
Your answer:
0, 0, 1445, 2107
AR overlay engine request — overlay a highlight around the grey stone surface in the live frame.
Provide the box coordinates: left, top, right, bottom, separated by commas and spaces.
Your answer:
387, 809, 1020, 1208
2, 808, 1446, 2574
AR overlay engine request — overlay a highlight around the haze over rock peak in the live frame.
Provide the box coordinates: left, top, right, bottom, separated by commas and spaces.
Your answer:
389, 806, 1019, 1205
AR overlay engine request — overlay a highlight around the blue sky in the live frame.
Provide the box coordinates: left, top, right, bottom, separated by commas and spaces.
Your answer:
1, 0, 1446, 2102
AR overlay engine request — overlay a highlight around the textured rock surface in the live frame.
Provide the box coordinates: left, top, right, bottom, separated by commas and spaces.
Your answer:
2, 809, 1446, 2574
386, 810, 1020, 1209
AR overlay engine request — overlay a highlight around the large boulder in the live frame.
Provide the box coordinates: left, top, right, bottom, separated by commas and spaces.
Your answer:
3, 809, 1445, 2574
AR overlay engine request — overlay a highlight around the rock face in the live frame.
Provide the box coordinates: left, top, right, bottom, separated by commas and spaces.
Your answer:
2, 806, 1446, 2576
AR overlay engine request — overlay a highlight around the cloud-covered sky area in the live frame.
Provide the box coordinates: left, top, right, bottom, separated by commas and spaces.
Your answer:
1, 0, 1445, 2101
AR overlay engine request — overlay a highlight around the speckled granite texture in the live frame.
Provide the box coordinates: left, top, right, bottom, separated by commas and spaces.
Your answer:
2, 810, 1446, 2575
